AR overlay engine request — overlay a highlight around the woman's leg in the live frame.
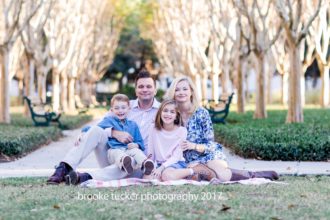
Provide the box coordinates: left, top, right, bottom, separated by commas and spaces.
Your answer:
206, 159, 232, 182
161, 168, 192, 181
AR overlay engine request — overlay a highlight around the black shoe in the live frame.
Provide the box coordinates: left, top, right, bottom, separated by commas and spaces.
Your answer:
47, 162, 72, 185
65, 170, 92, 185
250, 171, 279, 180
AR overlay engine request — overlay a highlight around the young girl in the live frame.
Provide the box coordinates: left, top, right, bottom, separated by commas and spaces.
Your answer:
146, 99, 217, 181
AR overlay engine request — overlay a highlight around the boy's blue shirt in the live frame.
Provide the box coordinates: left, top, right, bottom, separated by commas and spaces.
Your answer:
81, 115, 145, 151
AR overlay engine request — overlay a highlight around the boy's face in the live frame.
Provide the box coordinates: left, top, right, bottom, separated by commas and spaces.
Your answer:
111, 100, 130, 120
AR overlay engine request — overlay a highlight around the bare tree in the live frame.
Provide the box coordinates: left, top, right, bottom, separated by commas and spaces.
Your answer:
233, 0, 282, 119
20, 0, 52, 103
0, 0, 42, 123
271, 33, 290, 105
275, 0, 322, 123
312, 4, 330, 107
208, 0, 236, 101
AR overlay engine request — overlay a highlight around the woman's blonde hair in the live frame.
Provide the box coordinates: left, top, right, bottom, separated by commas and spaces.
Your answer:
155, 99, 182, 130
165, 76, 200, 114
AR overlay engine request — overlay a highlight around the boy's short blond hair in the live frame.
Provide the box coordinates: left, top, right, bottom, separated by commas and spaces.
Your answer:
110, 94, 130, 107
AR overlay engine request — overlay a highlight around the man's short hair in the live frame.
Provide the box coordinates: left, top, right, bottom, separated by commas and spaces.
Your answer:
135, 69, 156, 86
110, 94, 130, 107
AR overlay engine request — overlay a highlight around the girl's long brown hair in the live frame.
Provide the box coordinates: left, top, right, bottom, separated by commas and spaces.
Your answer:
155, 99, 182, 130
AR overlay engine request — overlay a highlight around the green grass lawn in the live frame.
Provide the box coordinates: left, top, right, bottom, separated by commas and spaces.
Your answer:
0, 176, 329, 219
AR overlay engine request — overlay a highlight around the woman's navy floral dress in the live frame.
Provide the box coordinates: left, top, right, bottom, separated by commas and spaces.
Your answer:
183, 107, 226, 164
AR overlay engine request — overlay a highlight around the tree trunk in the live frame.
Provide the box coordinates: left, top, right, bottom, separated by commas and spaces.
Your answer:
37, 73, 47, 103
194, 74, 203, 102
60, 73, 68, 112
282, 72, 289, 105
236, 56, 245, 113
0, 49, 11, 123
286, 44, 303, 123
201, 72, 208, 100
221, 65, 230, 94
52, 72, 60, 112
320, 65, 330, 107
80, 79, 88, 104
254, 53, 267, 119
301, 74, 305, 106
68, 77, 76, 112
28, 58, 35, 96
266, 63, 273, 104
212, 73, 219, 101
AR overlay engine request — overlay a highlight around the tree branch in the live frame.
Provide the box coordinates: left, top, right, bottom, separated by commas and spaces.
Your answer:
297, 0, 322, 45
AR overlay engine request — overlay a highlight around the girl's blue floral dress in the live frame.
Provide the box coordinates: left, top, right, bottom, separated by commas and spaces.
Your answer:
183, 107, 226, 164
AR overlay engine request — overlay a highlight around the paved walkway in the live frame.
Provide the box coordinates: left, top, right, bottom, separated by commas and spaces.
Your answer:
0, 120, 329, 178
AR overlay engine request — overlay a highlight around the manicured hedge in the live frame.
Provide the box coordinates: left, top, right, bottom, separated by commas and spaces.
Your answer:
0, 125, 61, 157
214, 109, 330, 161
0, 113, 93, 157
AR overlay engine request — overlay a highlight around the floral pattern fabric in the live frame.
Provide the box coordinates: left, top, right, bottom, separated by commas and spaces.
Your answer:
183, 107, 226, 164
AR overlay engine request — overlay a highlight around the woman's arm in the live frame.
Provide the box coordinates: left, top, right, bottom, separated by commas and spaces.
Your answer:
199, 109, 219, 154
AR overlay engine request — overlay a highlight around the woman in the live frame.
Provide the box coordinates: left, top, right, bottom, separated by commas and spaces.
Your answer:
165, 76, 278, 181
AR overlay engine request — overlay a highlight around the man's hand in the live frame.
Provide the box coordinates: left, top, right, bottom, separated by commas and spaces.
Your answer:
112, 130, 133, 144
127, 143, 139, 150
74, 132, 85, 146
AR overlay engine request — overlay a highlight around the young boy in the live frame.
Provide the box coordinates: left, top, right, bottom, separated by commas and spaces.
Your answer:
65, 94, 154, 185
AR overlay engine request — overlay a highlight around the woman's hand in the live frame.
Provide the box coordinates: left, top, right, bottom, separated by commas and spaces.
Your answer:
180, 140, 196, 151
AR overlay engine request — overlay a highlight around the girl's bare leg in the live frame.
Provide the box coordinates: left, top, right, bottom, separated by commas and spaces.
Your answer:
161, 168, 191, 181
206, 159, 232, 182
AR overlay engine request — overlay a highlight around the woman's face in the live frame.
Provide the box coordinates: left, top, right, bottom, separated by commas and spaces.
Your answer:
174, 80, 192, 103
161, 103, 177, 126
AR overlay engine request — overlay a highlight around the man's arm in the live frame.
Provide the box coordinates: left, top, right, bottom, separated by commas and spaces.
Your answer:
112, 129, 133, 143
100, 117, 134, 143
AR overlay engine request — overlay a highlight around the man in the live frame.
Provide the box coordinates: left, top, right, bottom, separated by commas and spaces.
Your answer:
47, 70, 160, 184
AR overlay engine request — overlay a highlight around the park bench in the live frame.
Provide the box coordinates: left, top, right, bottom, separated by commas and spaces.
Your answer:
23, 96, 62, 128
203, 92, 234, 124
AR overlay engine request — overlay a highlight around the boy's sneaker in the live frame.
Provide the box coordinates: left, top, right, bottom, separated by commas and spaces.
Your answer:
142, 159, 155, 175
120, 156, 134, 174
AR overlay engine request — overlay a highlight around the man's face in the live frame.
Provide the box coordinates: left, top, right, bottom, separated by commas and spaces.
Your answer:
111, 100, 130, 120
135, 77, 156, 102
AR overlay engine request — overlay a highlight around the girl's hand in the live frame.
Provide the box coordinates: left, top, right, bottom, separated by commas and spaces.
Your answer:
152, 166, 164, 178
180, 140, 195, 151
127, 143, 139, 149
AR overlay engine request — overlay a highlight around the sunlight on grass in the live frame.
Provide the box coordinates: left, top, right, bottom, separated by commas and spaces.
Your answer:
229, 104, 323, 112
0, 176, 329, 219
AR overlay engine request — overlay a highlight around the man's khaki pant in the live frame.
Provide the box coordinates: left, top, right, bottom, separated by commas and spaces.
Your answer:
62, 126, 142, 181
